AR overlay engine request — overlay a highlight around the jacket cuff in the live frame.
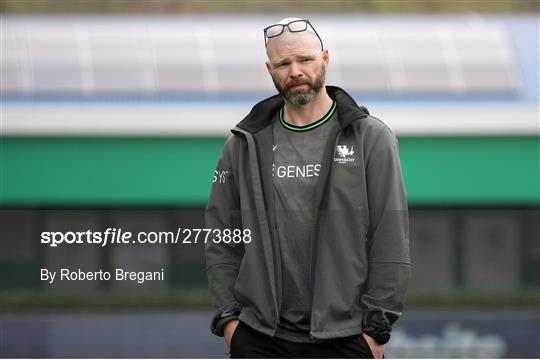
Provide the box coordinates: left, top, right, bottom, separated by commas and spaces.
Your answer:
363, 311, 392, 333
211, 308, 241, 336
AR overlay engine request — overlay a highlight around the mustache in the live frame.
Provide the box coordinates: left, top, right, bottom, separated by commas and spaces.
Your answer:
286, 80, 310, 89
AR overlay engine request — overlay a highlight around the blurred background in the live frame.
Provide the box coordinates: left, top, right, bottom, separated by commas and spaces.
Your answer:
1, 0, 539, 358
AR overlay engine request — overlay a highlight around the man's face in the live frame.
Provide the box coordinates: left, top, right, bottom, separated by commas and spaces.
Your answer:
266, 32, 329, 106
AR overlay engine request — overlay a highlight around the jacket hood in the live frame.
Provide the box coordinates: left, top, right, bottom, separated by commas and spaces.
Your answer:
235, 85, 370, 134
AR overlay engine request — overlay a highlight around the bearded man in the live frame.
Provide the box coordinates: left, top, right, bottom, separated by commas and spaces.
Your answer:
205, 17, 411, 358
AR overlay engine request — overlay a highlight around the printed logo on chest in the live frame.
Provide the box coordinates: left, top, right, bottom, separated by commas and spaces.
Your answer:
334, 144, 356, 164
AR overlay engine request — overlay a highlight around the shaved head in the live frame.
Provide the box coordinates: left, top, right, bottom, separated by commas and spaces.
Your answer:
265, 17, 322, 60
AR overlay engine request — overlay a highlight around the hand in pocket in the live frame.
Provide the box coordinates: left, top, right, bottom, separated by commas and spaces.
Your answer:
224, 319, 240, 351
362, 333, 384, 359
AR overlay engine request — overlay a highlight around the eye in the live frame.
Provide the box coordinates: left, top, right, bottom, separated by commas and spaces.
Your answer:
301, 58, 312, 63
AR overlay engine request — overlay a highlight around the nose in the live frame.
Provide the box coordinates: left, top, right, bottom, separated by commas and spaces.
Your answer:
289, 62, 303, 79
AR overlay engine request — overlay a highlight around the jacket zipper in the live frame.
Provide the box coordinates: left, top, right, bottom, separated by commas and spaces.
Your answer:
233, 128, 281, 326
308, 131, 342, 339
255, 139, 283, 326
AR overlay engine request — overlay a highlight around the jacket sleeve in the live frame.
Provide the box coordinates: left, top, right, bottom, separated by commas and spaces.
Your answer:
205, 135, 245, 337
361, 125, 411, 333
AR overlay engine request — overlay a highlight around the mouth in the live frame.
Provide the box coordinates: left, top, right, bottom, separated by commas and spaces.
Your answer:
288, 83, 309, 90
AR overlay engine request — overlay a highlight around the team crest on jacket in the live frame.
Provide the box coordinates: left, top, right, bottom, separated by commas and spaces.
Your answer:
334, 145, 355, 164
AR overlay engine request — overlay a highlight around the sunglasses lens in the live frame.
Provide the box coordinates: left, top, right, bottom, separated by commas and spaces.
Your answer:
266, 25, 284, 38
288, 20, 308, 32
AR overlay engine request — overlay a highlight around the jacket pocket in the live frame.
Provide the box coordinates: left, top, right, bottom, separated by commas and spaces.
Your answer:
230, 322, 243, 352
359, 334, 375, 358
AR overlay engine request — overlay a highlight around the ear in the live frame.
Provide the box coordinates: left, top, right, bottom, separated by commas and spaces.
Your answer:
322, 49, 330, 67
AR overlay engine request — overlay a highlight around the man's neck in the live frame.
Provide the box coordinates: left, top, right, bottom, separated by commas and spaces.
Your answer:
282, 87, 333, 127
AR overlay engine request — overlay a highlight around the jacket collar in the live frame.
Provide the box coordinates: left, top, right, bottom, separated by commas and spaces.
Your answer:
235, 85, 369, 134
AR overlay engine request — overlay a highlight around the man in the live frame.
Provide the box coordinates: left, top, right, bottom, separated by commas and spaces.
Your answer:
205, 17, 410, 358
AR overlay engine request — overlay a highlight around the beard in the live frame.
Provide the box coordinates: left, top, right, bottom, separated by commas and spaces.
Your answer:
271, 62, 326, 106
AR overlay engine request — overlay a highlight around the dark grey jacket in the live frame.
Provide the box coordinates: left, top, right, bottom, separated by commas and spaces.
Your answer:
205, 86, 411, 340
